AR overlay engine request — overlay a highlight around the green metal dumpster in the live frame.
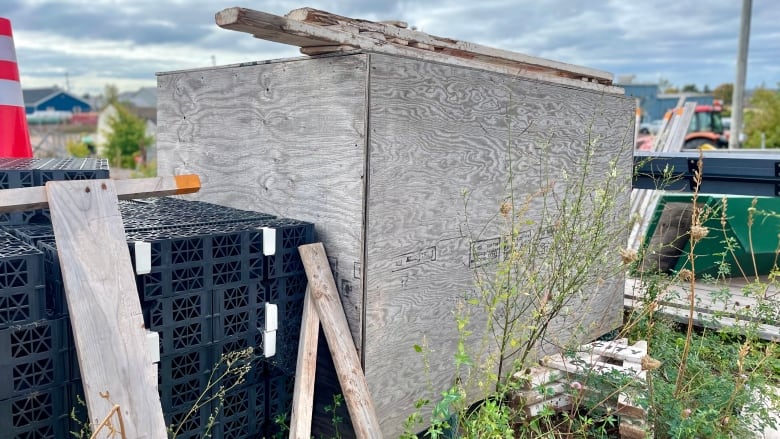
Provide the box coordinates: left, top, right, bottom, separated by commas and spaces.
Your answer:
642, 194, 780, 278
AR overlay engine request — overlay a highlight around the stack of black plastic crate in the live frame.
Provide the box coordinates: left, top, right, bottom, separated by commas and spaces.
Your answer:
0, 158, 109, 438
0, 161, 314, 438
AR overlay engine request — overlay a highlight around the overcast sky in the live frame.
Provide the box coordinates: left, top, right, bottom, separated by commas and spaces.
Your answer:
3, 0, 778, 96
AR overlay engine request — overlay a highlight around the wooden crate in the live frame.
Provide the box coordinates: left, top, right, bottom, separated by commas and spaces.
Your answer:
157, 50, 635, 436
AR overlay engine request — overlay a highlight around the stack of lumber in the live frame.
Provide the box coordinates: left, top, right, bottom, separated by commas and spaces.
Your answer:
215, 7, 614, 90
512, 338, 650, 439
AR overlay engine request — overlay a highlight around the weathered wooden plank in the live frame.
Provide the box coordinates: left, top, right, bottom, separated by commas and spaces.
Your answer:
300, 45, 358, 56
617, 392, 647, 419
512, 381, 567, 406
0, 174, 200, 213
541, 356, 646, 381
215, 7, 336, 48
618, 418, 653, 439
299, 243, 381, 439
523, 393, 572, 417
215, 7, 621, 93
581, 339, 647, 363
289, 289, 320, 439
284, 7, 613, 84
513, 366, 564, 390
46, 179, 166, 438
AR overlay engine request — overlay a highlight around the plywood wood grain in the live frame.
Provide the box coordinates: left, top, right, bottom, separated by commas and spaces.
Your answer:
363, 53, 635, 434
157, 55, 368, 350
157, 50, 635, 438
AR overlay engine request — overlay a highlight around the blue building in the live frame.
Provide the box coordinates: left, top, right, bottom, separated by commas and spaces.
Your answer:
22, 87, 92, 115
619, 84, 715, 122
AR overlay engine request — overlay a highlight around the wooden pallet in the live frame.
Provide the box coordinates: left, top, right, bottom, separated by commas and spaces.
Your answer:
511, 339, 650, 439
624, 277, 780, 341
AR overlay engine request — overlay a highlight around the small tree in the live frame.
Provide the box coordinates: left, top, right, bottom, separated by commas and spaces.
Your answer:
104, 103, 151, 168
744, 86, 780, 148
713, 83, 734, 105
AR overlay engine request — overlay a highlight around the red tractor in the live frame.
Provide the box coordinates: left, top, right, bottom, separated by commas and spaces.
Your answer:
636, 102, 729, 150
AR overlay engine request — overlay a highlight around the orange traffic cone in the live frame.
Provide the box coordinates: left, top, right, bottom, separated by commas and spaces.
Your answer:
0, 17, 32, 158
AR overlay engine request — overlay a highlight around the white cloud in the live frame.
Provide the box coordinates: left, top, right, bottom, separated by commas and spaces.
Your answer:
4, 0, 777, 94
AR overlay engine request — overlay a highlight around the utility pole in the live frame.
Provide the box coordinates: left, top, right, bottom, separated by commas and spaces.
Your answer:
729, 0, 752, 149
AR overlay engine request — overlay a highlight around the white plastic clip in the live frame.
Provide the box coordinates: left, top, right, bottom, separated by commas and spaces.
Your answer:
265, 303, 278, 332
263, 330, 277, 358
145, 330, 160, 363
262, 227, 276, 256
134, 241, 151, 275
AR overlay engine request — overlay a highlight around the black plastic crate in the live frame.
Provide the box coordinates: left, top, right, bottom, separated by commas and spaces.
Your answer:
216, 382, 264, 439
266, 274, 307, 303
32, 157, 110, 185
0, 160, 37, 225
265, 370, 295, 438
0, 231, 44, 290
262, 219, 315, 279
0, 319, 70, 364
145, 290, 212, 328
154, 315, 212, 356
0, 384, 71, 438
213, 331, 258, 364
0, 159, 36, 190
37, 241, 65, 318
0, 286, 45, 330
0, 347, 70, 400
159, 371, 212, 414
0, 319, 73, 397
266, 297, 304, 373
145, 291, 213, 356
120, 197, 275, 230
213, 284, 261, 343
159, 347, 214, 385
5, 224, 55, 246
165, 400, 216, 439
0, 211, 36, 227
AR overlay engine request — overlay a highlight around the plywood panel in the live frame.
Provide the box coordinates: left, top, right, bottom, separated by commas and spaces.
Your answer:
363, 53, 635, 435
156, 55, 368, 349
47, 180, 166, 438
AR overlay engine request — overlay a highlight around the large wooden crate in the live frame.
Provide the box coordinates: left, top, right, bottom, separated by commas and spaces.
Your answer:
157, 51, 635, 436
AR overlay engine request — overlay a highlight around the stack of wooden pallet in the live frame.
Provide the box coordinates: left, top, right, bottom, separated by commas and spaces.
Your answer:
625, 277, 780, 341
512, 338, 650, 439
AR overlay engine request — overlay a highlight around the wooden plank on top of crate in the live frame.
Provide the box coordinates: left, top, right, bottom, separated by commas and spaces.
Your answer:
214, 7, 618, 92
0, 174, 200, 213
46, 179, 167, 438
283, 7, 612, 84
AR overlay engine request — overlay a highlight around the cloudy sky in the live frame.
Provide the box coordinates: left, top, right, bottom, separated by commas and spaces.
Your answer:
2, 0, 778, 96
